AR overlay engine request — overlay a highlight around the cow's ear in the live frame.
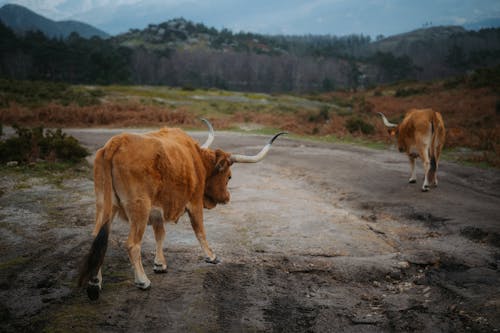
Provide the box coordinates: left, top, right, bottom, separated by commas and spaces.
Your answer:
214, 149, 229, 173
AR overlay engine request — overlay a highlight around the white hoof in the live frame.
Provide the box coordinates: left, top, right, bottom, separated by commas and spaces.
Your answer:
154, 263, 167, 274
135, 278, 151, 290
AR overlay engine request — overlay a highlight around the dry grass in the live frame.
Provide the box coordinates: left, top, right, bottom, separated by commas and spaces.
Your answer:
323, 83, 500, 167
1, 79, 498, 167
0, 102, 196, 128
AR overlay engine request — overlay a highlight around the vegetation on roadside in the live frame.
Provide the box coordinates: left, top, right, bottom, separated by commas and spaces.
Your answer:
0, 125, 89, 164
0, 79, 104, 107
0, 68, 498, 167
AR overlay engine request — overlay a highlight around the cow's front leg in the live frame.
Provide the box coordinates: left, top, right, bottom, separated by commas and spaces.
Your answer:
408, 156, 417, 183
187, 204, 219, 264
126, 203, 151, 289
152, 221, 167, 273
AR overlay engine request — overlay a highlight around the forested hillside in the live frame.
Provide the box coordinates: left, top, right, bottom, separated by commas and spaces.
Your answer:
1, 15, 500, 92
0, 22, 129, 84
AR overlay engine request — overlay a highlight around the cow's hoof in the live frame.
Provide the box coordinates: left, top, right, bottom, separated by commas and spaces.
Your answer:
153, 263, 167, 274
421, 186, 429, 192
205, 256, 221, 264
408, 179, 417, 184
135, 280, 151, 290
87, 284, 100, 300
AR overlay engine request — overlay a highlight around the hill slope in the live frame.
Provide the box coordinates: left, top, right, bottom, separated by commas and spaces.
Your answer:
0, 4, 108, 39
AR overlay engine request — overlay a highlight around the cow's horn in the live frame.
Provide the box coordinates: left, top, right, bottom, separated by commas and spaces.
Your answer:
377, 112, 398, 128
230, 132, 287, 163
200, 118, 215, 148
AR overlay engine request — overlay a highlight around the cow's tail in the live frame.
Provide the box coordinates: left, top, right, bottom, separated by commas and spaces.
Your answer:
78, 145, 117, 298
428, 111, 440, 177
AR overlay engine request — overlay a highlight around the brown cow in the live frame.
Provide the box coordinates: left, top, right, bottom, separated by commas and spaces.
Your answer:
79, 120, 286, 300
378, 109, 446, 191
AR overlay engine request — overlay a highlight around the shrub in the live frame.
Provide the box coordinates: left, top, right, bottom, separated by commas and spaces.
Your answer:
308, 106, 330, 123
395, 86, 428, 97
0, 126, 88, 164
443, 76, 465, 89
467, 65, 500, 89
357, 97, 374, 113
345, 117, 375, 135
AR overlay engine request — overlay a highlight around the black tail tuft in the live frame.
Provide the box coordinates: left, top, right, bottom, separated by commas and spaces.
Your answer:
430, 156, 437, 172
78, 224, 109, 287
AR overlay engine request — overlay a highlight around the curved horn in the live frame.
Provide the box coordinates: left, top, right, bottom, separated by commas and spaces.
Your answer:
377, 112, 398, 128
230, 132, 287, 163
200, 118, 215, 148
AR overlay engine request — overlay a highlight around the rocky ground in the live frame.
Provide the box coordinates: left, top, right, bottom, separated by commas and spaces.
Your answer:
1, 129, 499, 332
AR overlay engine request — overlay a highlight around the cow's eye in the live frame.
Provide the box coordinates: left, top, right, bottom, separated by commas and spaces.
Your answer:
228, 175, 232, 180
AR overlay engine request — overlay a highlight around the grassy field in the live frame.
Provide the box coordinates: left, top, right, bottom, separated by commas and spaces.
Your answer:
0, 76, 498, 167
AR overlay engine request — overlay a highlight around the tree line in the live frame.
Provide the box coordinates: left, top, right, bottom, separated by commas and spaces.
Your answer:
0, 22, 130, 84
1, 20, 499, 92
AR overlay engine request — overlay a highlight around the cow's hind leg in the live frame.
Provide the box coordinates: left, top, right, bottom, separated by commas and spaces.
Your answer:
420, 147, 431, 192
152, 221, 167, 273
408, 155, 417, 183
428, 155, 437, 187
430, 144, 442, 187
126, 201, 151, 289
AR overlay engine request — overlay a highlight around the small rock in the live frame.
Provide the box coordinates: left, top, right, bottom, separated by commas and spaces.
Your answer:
397, 261, 410, 269
389, 270, 403, 280
6, 161, 18, 167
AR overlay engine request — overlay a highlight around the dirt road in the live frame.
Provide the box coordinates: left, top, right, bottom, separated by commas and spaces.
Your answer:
1, 129, 499, 332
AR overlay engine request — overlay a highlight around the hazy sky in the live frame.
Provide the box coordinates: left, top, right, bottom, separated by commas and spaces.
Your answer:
2, 0, 500, 36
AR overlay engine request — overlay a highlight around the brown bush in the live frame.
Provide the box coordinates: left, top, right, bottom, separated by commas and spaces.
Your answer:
0, 102, 196, 128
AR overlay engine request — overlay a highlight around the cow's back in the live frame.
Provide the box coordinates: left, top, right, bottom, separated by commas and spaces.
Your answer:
398, 109, 434, 149
102, 128, 205, 220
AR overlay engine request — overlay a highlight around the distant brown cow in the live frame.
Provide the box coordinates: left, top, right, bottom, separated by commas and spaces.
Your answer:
79, 120, 286, 300
378, 109, 446, 191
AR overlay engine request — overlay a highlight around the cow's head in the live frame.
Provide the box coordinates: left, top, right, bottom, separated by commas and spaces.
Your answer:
199, 119, 286, 209
378, 112, 403, 148
204, 149, 233, 209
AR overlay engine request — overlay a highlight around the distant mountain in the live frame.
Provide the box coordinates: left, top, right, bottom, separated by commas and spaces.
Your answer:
464, 18, 500, 31
0, 4, 108, 39
365, 25, 500, 80
113, 18, 286, 55
110, 18, 500, 90
367, 26, 467, 55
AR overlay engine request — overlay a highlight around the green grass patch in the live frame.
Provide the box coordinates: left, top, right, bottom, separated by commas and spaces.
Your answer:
0, 161, 91, 188
0, 79, 104, 107
40, 299, 101, 333
0, 256, 31, 270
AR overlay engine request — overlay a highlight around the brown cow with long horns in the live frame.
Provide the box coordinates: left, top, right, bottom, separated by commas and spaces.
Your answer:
79, 119, 286, 300
378, 109, 446, 192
